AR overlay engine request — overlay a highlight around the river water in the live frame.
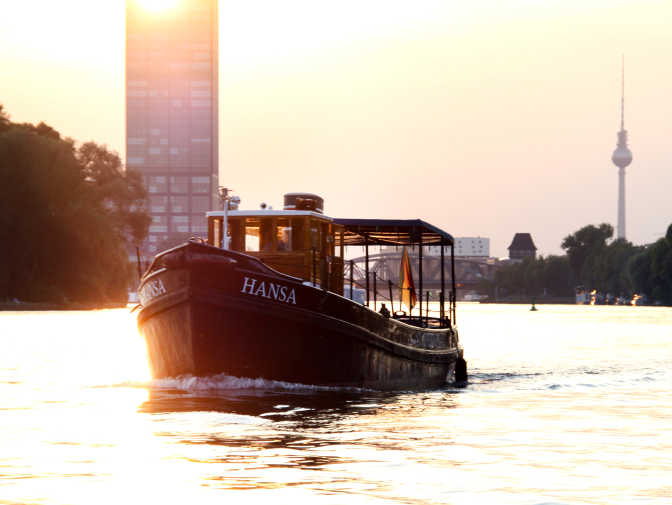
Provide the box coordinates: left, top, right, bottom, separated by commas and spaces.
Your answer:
0, 304, 670, 504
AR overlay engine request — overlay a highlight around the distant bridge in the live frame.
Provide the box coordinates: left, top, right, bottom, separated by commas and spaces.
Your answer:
344, 252, 497, 294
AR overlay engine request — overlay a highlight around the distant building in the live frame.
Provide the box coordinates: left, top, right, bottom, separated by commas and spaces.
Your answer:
508, 233, 537, 260
426, 237, 490, 258
126, 0, 219, 257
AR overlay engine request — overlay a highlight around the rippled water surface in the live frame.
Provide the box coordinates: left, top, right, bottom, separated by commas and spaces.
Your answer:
1, 304, 670, 504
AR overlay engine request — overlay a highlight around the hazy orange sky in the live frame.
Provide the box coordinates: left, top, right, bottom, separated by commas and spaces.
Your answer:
2, 0, 671, 257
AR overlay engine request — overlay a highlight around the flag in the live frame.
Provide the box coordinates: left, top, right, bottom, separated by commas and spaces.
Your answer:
399, 247, 417, 312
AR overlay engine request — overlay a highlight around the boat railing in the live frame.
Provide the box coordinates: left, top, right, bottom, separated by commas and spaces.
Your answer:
345, 273, 454, 329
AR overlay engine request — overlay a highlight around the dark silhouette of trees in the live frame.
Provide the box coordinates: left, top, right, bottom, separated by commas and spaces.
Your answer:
0, 105, 9, 131
489, 222, 671, 304
490, 255, 573, 299
0, 105, 150, 304
561, 223, 613, 285
628, 224, 672, 305
561, 224, 642, 297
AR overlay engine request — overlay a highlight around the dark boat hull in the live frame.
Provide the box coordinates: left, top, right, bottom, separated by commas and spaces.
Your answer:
137, 242, 463, 390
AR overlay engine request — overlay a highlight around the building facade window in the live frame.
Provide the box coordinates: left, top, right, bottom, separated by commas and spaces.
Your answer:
170, 196, 189, 213
171, 215, 190, 233
150, 196, 168, 213
170, 176, 189, 194
147, 176, 167, 193
191, 176, 210, 193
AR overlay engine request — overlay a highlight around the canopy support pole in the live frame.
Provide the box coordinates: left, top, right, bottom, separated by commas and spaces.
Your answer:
451, 242, 457, 325
365, 235, 370, 307
440, 237, 445, 324
373, 271, 377, 309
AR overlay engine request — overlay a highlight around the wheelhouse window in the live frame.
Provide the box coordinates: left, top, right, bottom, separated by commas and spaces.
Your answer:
209, 215, 338, 257
212, 217, 222, 248
244, 218, 260, 252
276, 218, 291, 252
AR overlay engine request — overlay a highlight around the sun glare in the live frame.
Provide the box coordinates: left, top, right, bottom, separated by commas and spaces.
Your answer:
136, 0, 180, 11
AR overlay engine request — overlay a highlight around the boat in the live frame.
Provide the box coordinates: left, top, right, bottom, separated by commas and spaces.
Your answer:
136, 192, 466, 390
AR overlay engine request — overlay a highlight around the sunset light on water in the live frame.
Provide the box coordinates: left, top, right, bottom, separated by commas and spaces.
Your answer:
1, 306, 671, 504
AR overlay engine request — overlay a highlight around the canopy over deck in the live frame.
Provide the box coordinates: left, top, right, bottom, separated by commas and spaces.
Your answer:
333, 219, 454, 247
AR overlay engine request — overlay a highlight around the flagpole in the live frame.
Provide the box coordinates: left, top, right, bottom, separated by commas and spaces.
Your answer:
418, 233, 423, 322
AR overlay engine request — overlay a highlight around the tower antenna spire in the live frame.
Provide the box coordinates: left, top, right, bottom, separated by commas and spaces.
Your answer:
621, 54, 625, 131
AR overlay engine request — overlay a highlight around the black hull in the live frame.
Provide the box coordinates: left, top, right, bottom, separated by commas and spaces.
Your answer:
137, 242, 463, 391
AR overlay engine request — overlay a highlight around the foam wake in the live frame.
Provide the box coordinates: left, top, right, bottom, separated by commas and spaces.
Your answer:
152, 373, 366, 393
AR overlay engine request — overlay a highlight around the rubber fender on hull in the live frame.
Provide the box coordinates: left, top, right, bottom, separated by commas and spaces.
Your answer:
455, 357, 468, 383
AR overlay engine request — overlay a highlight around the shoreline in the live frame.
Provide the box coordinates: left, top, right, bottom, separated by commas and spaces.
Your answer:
478, 297, 575, 305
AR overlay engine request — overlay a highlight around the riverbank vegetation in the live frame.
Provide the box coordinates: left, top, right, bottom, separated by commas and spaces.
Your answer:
486, 223, 672, 305
0, 104, 150, 305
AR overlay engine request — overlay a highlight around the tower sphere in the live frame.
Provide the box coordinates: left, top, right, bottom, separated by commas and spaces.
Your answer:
612, 130, 632, 169
612, 145, 632, 168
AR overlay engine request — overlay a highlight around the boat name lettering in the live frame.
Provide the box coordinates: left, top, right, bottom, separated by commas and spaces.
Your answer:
141, 279, 167, 302
241, 277, 296, 305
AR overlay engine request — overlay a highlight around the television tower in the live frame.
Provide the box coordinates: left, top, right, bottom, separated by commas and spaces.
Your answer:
611, 55, 632, 240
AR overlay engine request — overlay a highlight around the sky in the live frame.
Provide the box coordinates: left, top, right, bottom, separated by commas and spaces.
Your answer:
2, 0, 671, 257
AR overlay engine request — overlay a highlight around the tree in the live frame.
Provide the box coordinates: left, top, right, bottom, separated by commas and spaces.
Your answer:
561, 223, 613, 288
490, 254, 573, 299
0, 104, 9, 132
76, 142, 150, 245
634, 224, 672, 305
0, 107, 150, 304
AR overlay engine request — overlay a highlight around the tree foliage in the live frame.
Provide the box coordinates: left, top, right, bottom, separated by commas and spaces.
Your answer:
627, 224, 672, 305
561, 223, 613, 284
491, 255, 573, 299
561, 224, 642, 296
0, 105, 150, 304
489, 222, 671, 304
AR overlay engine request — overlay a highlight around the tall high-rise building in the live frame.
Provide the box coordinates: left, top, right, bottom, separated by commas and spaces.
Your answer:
126, 0, 218, 257
611, 56, 633, 240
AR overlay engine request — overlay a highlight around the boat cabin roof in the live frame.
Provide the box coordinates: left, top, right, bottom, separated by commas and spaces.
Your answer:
333, 218, 454, 246
206, 210, 328, 219
205, 211, 454, 246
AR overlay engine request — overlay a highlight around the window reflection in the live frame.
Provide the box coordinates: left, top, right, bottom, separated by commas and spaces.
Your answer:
245, 218, 260, 252
277, 218, 291, 252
